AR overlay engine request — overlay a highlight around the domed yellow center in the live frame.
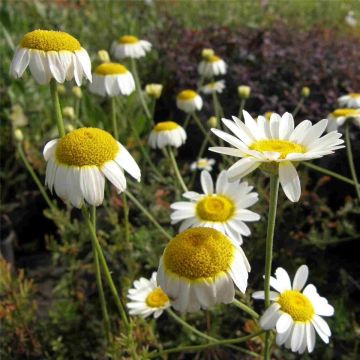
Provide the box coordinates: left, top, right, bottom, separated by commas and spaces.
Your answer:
55, 128, 119, 167
154, 121, 179, 132
163, 227, 234, 280
196, 195, 235, 222
197, 159, 209, 168
177, 90, 198, 101
20, 30, 81, 52
207, 55, 221, 63
206, 82, 218, 89
118, 35, 139, 44
145, 287, 169, 308
277, 290, 314, 322
349, 93, 360, 99
249, 139, 306, 159
95, 63, 128, 75
332, 108, 359, 117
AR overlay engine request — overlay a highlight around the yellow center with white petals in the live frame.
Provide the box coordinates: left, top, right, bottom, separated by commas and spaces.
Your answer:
163, 228, 234, 280
177, 90, 198, 101
349, 93, 360, 99
277, 290, 314, 322
196, 195, 235, 222
249, 139, 306, 159
95, 63, 128, 75
118, 35, 139, 44
207, 55, 221, 63
20, 30, 81, 52
55, 128, 118, 167
145, 287, 169, 308
154, 121, 179, 132
331, 108, 359, 117
197, 159, 209, 168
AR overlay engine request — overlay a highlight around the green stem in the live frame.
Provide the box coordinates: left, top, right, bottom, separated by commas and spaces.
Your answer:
130, 58, 152, 121
238, 98, 246, 120
303, 162, 360, 187
292, 98, 304, 118
263, 175, 279, 360
183, 113, 192, 130
74, 98, 81, 123
124, 190, 172, 240
49, 79, 65, 137
148, 330, 264, 358
122, 192, 130, 248
111, 97, 118, 140
192, 113, 217, 147
168, 147, 188, 193
90, 206, 111, 343
81, 206, 129, 329
17, 143, 55, 210
213, 91, 224, 118
232, 299, 259, 319
345, 123, 360, 201
189, 137, 209, 188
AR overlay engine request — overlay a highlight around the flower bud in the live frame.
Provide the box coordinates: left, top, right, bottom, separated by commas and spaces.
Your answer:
97, 49, 110, 63
207, 116, 218, 128
72, 86, 82, 99
145, 84, 163, 99
238, 85, 251, 99
57, 84, 66, 95
301, 86, 310, 98
62, 106, 75, 120
14, 128, 24, 142
65, 124, 75, 132
202, 48, 215, 60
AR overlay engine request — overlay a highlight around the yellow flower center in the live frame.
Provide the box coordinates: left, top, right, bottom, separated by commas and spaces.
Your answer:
206, 82, 218, 89
163, 227, 234, 280
277, 290, 314, 322
207, 55, 221, 63
249, 139, 306, 159
177, 90, 198, 101
20, 30, 81, 52
196, 195, 235, 222
55, 128, 119, 167
145, 287, 169, 308
331, 108, 359, 117
349, 93, 360, 99
154, 121, 179, 132
197, 159, 209, 168
94, 63, 128, 75
118, 35, 139, 44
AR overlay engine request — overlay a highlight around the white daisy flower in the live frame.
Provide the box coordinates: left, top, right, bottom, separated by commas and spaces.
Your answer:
210, 111, 344, 202
201, 80, 225, 94
337, 93, 360, 108
88, 63, 135, 97
326, 108, 360, 132
43, 127, 141, 208
253, 265, 334, 354
111, 35, 151, 60
157, 227, 250, 313
127, 272, 170, 319
190, 158, 216, 172
148, 121, 186, 149
198, 54, 227, 78
176, 90, 203, 114
10, 29, 91, 85
170, 170, 260, 245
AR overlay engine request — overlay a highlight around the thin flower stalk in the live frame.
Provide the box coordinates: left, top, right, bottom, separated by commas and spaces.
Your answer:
50, 79, 66, 137
192, 113, 217, 147
167, 147, 188, 193
111, 97, 119, 140
232, 299, 260, 319
345, 122, 360, 201
237, 98, 246, 120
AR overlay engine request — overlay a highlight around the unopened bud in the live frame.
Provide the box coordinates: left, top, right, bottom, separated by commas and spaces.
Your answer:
301, 86, 310, 98
62, 106, 75, 120
238, 85, 251, 99
207, 116, 218, 128
14, 128, 24, 142
72, 86, 82, 99
57, 84, 66, 95
202, 48, 215, 60
65, 124, 75, 132
145, 84, 163, 99
97, 49, 110, 63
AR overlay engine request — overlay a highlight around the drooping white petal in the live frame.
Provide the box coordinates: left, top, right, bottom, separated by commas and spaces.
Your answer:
79, 167, 105, 206
101, 160, 127, 193
115, 143, 141, 181
279, 161, 301, 202
276, 313, 293, 334
43, 139, 58, 161
227, 158, 260, 181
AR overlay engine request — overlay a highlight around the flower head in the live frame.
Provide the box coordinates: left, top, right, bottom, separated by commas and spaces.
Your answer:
176, 90, 203, 114
253, 265, 334, 354
97, 49, 110, 63
198, 54, 227, 78
148, 121, 186, 149
238, 85, 251, 99
127, 272, 170, 319
10, 30, 91, 85
327, 108, 360, 132
157, 227, 250, 313
170, 170, 260, 244
145, 83, 163, 99
111, 35, 151, 59
210, 111, 344, 202
337, 93, 360, 109
201, 80, 225, 95
43, 127, 141, 207
89, 63, 135, 97
190, 158, 216, 172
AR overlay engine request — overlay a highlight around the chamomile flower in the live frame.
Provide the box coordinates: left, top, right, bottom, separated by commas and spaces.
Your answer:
111, 35, 151, 59
253, 265, 334, 354
88, 63, 135, 97
198, 54, 227, 78
176, 90, 203, 113
337, 93, 360, 108
190, 158, 216, 172
170, 170, 260, 244
157, 227, 250, 313
10, 30, 91, 85
148, 121, 186, 149
43, 127, 141, 208
326, 108, 360, 132
201, 80, 225, 94
210, 111, 344, 202
127, 272, 170, 319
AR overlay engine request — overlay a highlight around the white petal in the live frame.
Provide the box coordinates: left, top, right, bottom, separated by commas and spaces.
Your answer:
269, 113, 281, 139
227, 158, 260, 181
302, 119, 328, 147
54, 166, 69, 200
43, 139, 58, 161
306, 322, 316, 353
292, 265, 309, 291
291, 322, 305, 352
279, 162, 301, 202
200, 170, 214, 194
101, 160, 127, 193
29, 51, 50, 84
275, 267, 292, 291
279, 112, 294, 140
259, 303, 281, 329
79, 167, 105, 206
48, 51, 65, 83
276, 313, 293, 334
66, 167, 83, 208
115, 143, 141, 181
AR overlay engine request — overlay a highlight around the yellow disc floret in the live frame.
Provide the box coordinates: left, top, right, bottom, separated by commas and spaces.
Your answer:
207, 55, 221, 63
177, 90, 198, 101
95, 63, 128, 75
163, 227, 234, 280
277, 290, 314, 322
118, 35, 139, 44
145, 287, 169, 308
154, 121, 179, 132
331, 108, 360, 117
249, 139, 306, 159
196, 195, 235, 222
55, 128, 119, 167
349, 93, 360, 99
20, 30, 81, 52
